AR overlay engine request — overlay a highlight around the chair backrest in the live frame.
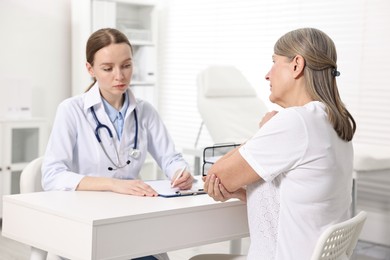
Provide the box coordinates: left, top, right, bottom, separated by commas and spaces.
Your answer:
19, 157, 44, 193
197, 65, 268, 144
310, 211, 368, 260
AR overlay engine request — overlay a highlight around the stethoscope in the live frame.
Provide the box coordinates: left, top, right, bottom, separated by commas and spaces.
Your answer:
91, 106, 140, 171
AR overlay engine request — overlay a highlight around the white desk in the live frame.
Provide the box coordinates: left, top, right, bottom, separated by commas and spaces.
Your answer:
2, 191, 249, 260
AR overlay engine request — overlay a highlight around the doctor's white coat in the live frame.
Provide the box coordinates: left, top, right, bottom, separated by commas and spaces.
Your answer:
42, 84, 186, 191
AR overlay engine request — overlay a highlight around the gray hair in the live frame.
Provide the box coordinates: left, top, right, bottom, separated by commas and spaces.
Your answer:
274, 28, 356, 141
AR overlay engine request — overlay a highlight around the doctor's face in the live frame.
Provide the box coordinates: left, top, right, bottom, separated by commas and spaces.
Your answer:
87, 43, 133, 99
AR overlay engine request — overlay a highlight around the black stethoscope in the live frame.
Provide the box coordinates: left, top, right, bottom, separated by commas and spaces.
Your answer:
91, 106, 140, 171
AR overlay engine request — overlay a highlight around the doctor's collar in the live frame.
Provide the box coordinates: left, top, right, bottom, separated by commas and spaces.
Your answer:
101, 93, 129, 121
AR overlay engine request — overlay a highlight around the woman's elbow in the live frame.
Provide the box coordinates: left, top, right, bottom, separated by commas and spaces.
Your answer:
217, 169, 261, 192
219, 177, 241, 193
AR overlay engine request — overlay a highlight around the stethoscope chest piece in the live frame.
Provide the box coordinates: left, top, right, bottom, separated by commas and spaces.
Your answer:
129, 149, 141, 159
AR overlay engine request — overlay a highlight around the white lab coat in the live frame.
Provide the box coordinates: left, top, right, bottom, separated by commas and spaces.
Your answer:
42, 84, 187, 191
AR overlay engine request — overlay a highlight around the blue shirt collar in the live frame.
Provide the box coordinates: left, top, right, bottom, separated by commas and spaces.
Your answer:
102, 93, 129, 123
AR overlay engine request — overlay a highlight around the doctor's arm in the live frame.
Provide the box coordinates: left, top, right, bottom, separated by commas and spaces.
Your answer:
144, 103, 193, 190
76, 176, 158, 196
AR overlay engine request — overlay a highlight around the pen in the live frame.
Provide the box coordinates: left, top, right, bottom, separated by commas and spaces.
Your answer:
171, 166, 186, 188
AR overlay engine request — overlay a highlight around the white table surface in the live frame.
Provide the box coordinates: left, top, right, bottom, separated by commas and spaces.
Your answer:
2, 191, 249, 260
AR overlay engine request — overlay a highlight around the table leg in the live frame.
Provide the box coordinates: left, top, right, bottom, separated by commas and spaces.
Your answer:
194, 156, 201, 176
30, 247, 47, 260
229, 239, 242, 254
352, 176, 357, 217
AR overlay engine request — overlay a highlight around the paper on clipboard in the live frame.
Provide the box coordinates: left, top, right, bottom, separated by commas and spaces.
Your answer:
145, 176, 206, 198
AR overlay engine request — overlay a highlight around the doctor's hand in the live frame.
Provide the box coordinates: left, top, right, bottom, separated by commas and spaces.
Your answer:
111, 179, 158, 197
171, 169, 194, 190
203, 174, 246, 202
259, 110, 278, 128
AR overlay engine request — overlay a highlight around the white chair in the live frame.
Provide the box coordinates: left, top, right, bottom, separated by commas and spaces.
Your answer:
20, 157, 61, 260
196, 65, 268, 144
20, 156, 44, 193
189, 211, 368, 260
310, 210, 368, 260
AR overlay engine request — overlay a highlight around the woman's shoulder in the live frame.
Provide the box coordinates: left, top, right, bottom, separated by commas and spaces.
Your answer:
288, 101, 325, 114
277, 102, 328, 134
268, 105, 316, 133
281, 101, 325, 120
274, 106, 304, 121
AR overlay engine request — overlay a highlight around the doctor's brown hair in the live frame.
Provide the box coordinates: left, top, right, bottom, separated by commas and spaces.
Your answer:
274, 28, 356, 142
85, 28, 133, 92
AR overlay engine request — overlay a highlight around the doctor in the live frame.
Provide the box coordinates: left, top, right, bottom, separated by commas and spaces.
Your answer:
42, 27, 193, 199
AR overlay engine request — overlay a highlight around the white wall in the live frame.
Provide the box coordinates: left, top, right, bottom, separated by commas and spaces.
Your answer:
0, 0, 71, 128
1, 0, 389, 152
157, 0, 390, 151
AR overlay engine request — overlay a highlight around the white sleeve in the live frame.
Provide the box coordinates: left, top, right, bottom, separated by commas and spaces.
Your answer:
41, 100, 85, 191
239, 108, 308, 182
142, 102, 188, 180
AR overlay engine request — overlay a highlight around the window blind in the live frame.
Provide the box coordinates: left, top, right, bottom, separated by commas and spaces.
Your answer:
157, 0, 390, 151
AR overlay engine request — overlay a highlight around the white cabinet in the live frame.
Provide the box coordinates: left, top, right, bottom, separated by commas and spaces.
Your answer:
71, 0, 158, 108
0, 119, 47, 217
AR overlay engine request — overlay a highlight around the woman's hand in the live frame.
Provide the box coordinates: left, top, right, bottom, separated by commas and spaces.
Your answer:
111, 179, 158, 197
203, 174, 246, 202
259, 110, 278, 128
171, 169, 194, 190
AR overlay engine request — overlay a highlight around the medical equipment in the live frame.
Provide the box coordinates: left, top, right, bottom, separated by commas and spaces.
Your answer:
202, 143, 240, 176
91, 106, 140, 171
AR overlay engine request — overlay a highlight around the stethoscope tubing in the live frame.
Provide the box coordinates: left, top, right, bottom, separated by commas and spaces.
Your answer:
91, 106, 113, 142
90, 106, 138, 149
133, 106, 138, 150
90, 106, 139, 170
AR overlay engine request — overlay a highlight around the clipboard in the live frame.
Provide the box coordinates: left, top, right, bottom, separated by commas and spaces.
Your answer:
202, 143, 241, 176
145, 176, 206, 198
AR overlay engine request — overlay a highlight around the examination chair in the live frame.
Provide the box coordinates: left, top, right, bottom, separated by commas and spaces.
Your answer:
196, 65, 268, 144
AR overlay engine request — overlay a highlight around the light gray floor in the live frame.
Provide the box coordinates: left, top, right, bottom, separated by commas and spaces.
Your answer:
1, 225, 390, 260
351, 240, 390, 260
